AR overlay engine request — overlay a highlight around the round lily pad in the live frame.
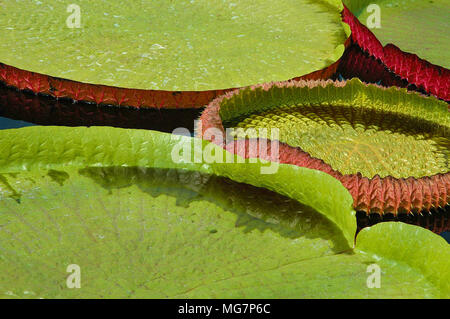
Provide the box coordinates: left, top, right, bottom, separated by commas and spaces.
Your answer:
198, 79, 450, 222
0, 0, 346, 90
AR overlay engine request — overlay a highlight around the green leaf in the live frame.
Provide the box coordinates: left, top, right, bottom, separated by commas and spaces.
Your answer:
0, 126, 357, 247
0, 0, 347, 90
0, 126, 447, 298
356, 222, 450, 298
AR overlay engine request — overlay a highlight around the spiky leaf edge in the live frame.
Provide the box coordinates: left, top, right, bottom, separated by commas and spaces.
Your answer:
0, 1, 348, 110
341, 2, 450, 101
197, 78, 450, 230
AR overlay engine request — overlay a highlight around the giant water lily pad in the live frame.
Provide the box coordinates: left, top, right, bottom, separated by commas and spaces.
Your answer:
198, 79, 450, 232
348, 0, 449, 68
340, 1, 449, 102
0, 0, 346, 90
0, 126, 448, 298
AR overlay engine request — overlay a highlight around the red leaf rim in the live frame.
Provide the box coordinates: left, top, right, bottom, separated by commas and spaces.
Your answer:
0, 57, 339, 109
341, 4, 450, 102
197, 79, 450, 233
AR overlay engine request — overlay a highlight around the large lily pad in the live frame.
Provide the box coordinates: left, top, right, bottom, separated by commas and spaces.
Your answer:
0, 0, 346, 90
217, 80, 449, 179
198, 79, 450, 233
0, 126, 448, 298
349, 0, 449, 68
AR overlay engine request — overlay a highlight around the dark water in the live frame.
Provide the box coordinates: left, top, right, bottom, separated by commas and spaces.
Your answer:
0, 116, 36, 129
442, 231, 450, 242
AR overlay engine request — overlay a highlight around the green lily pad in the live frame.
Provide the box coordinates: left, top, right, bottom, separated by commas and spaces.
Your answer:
214, 79, 449, 179
199, 79, 449, 229
347, 0, 450, 68
356, 222, 450, 296
0, 0, 347, 90
0, 126, 448, 298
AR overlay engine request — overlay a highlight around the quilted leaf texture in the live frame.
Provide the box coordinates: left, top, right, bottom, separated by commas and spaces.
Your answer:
0, 126, 448, 298
198, 79, 450, 233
